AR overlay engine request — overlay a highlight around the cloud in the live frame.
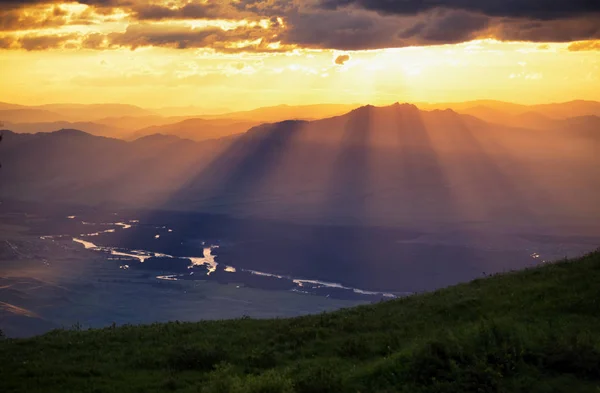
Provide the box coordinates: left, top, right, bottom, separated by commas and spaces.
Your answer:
0, 5, 72, 31
108, 22, 288, 51
398, 9, 489, 42
0, 0, 130, 11
568, 40, 600, 51
0, 34, 13, 47
334, 54, 350, 65
0, 0, 599, 52
0, 2, 119, 32
82, 32, 106, 48
132, 2, 248, 21
19, 32, 80, 50
319, 0, 600, 20
486, 16, 600, 43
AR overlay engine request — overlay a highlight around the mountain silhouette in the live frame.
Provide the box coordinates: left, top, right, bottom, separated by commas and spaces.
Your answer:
130, 118, 260, 142
3, 121, 128, 138
1, 104, 598, 227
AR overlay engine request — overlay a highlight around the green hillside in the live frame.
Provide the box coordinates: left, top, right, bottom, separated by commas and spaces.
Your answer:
1, 251, 599, 393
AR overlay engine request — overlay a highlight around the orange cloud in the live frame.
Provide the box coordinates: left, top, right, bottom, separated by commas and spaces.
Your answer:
568, 40, 600, 51
0, 1, 599, 53
334, 54, 350, 65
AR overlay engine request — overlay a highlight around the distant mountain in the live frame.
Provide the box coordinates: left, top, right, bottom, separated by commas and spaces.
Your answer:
417, 100, 529, 115
506, 111, 558, 130
2, 121, 130, 138
169, 103, 599, 225
151, 105, 232, 117
0, 103, 157, 123
532, 100, 600, 118
456, 105, 509, 124
451, 107, 600, 132
455, 109, 558, 130
0, 101, 361, 127
33, 103, 157, 121
0, 109, 66, 123
203, 103, 362, 122
125, 104, 364, 140
130, 118, 260, 142
555, 115, 600, 138
1, 104, 598, 227
422, 100, 600, 123
0, 102, 28, 111
0, 128, 224, 207
94, 115, 194, 130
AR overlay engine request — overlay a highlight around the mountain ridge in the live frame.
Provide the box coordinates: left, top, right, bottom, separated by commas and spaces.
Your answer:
1, 102, 598, 227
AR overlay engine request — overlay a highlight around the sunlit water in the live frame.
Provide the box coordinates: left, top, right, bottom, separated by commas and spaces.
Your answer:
62, 218, 402, 300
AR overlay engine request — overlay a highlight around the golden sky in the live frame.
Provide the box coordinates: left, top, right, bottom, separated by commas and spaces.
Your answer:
1, 1, 599, 110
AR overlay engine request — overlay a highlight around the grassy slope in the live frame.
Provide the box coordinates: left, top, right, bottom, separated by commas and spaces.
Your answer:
1, 251, 599, 393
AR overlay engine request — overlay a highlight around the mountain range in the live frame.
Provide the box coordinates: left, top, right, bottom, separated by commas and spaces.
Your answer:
2, 100, 599, 142
1, 103, 598, 228
0, 102, 361, 141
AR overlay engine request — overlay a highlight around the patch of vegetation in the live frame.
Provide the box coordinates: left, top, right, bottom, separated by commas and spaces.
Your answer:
1, 251, 600, 392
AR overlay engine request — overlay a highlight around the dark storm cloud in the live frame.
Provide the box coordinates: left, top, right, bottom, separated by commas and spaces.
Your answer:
0, 0, 132, 11
278, 7, 497, 50
489, 16, 600, 42
319, 0, 600, 20
398, 9, 489, 42
0, 1, 46, 10
280, 9, 398, 50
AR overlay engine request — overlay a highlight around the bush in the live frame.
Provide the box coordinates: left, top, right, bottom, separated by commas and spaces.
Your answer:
337, 336, 372, 359
202, 367, 293, 393
541, 333, 600, 379
246, 347, 278, 371
367, 323, 528, 393
291, 359, 351, 393
243, 371, 294, 393
168, 344, 225, 371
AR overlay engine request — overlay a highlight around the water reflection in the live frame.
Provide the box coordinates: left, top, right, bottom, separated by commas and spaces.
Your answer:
73, 238, 97, 249
66, 218, 403, 300
188, 247, 218, 275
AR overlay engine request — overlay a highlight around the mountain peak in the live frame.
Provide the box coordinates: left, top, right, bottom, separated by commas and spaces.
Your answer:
47, 129, 92, 137
133, 133, 184, 143
350, 102, 420, 116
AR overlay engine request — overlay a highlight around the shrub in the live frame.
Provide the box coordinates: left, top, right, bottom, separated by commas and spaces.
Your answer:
167, 344, 225, 371
541, 333, 600, 379
337, 336, 371, 359
243, 371, 294, 393
291, 359, 351, 393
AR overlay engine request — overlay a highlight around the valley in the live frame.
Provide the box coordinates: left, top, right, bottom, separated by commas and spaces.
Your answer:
1, 199, 598, 338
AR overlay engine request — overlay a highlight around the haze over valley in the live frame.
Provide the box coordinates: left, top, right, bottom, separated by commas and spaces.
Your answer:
1, 0, 600, 342
1, 98, 599, 337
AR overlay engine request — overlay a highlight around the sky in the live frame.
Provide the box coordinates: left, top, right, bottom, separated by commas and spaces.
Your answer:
0, 0, 599, 110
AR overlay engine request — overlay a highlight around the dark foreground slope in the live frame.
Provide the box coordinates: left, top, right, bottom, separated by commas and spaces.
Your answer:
1, 251, 600, 392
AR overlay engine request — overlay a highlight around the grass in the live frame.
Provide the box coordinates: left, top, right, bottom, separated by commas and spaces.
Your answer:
1, 250, 600, 392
